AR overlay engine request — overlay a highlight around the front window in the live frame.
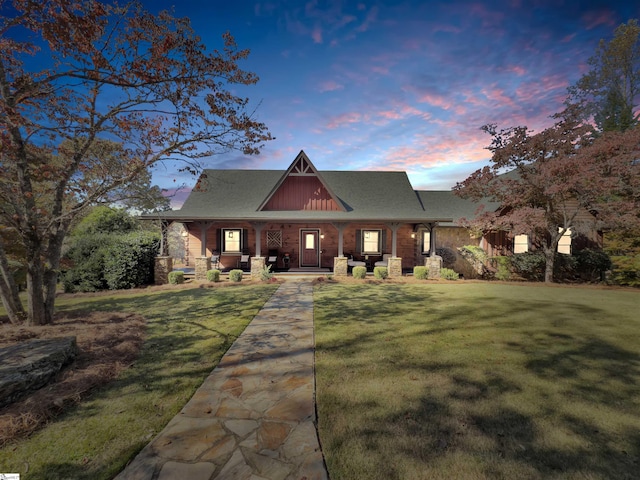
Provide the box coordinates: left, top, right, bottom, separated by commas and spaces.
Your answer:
362, 229, 381, 254
222, 228, 242, 253
557, 228, 572, 254
513, 234, 529, 253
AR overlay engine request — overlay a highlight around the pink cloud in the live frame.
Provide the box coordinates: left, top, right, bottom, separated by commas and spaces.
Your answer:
318, 80, 344, 92
582, 10, 617, 30
326, 112, 362, 129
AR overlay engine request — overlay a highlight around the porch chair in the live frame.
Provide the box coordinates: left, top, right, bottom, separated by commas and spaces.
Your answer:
239, 254, 250, 271
211, 254, 220, 269
375, 254, 392, 267
267, 250, 278, 270
347, 254, 365, 269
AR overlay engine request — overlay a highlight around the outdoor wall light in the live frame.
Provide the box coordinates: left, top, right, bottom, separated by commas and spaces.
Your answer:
320, 234, 325, 239
411, 232, 416, 239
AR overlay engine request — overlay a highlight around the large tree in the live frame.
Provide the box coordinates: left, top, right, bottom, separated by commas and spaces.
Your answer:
454, 114, 640, 283
0, 0, 272, 325
567, 19, 640, 132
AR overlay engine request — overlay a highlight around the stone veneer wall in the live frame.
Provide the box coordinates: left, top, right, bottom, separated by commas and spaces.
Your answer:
333, 256, 348, 276
195, 256, 211, 281
251, 256, 265, 280
426, 255, 443, 279
154, 256, 173, 285
387, 257, 402, 278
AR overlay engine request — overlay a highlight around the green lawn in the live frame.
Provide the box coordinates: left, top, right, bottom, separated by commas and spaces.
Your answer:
0, 283, 278, 480
314, 282, 640, 480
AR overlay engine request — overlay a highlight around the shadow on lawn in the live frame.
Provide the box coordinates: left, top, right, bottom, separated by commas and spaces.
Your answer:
315, 284, 640, 479
21, 285, 277, 480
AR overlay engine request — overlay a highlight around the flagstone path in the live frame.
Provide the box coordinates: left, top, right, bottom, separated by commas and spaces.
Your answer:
115, 279, 328, 480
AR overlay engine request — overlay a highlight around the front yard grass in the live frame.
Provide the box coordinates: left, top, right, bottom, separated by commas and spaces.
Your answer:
314, 282, 640, 480
0, 283, 278, 480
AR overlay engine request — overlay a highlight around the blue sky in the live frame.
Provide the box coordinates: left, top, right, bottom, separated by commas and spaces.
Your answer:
143, 1, 640, 207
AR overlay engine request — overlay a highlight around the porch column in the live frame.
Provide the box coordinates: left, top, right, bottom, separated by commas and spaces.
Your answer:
196, 221, 213, 256
154, 256, 172, 285
386, 222, 402, 257
428, 222, 438, 255
159, 220, 171, 256
251, 222, 266, 257
332, 222, 347, 257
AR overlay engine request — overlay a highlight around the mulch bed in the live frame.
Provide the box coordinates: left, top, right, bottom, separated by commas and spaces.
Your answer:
0, 311, 146, 446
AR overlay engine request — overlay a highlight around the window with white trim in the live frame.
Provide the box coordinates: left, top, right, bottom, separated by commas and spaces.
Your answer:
222, 228, 242, 253
513, 234, 529, 253
557, 228, 572, 254
362, 229, 382, 255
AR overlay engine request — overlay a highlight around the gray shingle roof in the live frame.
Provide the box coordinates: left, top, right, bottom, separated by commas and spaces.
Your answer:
416, 191, 500, 226
155, 169, 454, 223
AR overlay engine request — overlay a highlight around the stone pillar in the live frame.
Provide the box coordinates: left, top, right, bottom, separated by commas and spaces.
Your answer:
333, 256, 348, 277
154, 256, 173, 285
251, 256, 265, 280
387, 257, 402, 278
426, 255, 443, 279
195, 256, 211, 281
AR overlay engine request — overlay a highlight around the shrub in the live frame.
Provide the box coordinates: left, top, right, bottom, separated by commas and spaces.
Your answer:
373, 266, 388, 279
168, 271, 184, 284
61, 233, 111, 292
229, 269, 243, 282
352, 266, 366, 279
413, 266, 428, 279
259, 265, 273, 282
440, 268, 459, 280
574, 248, 611, 282
206, 269, 221, 282
492, 256, 511, 281
435, 247, 456, 268
461, 245, 488, 263
103, 231, 160, 290
510, 251, 546, 281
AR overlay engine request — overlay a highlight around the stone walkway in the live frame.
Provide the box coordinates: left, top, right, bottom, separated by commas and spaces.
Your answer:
115, 280, 328, 480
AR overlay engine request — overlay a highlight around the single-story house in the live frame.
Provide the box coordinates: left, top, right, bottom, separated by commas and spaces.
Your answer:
148, 150, 602, 282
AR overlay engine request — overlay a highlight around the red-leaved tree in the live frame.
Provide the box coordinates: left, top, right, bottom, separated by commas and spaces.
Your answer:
0, 0, 273, 324
454, 114, 640, 283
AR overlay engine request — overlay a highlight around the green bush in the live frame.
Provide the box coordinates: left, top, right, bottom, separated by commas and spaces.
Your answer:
206, 269, 221, 282
461, 245, 488, 263
61, 233, 111, 292
413, 266, 428, 279
168, 270, 184, 284
609, 254, 640, 286
352, 266, 366, 279
259, 265, 273, 282
103, 231, 160, 290
435, 247, 457, 268
229, 269, 243, 282
492, 256, 511, 281
440, 268, 459, 280
510, 251, 546, 281
574, 248, 611, 282
373, 266, 388, 279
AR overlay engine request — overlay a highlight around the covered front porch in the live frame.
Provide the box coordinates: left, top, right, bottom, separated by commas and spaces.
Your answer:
155, 219, 446, 282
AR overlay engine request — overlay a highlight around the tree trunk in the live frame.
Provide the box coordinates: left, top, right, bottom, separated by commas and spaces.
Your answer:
26, 255, 49, 326
0, 243, 26, 324
543, 247, 555, 283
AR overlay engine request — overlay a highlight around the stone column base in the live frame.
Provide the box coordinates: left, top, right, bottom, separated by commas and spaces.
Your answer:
333, 256, 348, 277
251, 256, 265, 280
154, 256, 172, 285
195, 256, 211, 281
387, 257, 402, 278
426, 255, 443, 279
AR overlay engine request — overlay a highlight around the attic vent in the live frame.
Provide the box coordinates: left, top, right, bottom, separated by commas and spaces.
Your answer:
291, 156, 315, 176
